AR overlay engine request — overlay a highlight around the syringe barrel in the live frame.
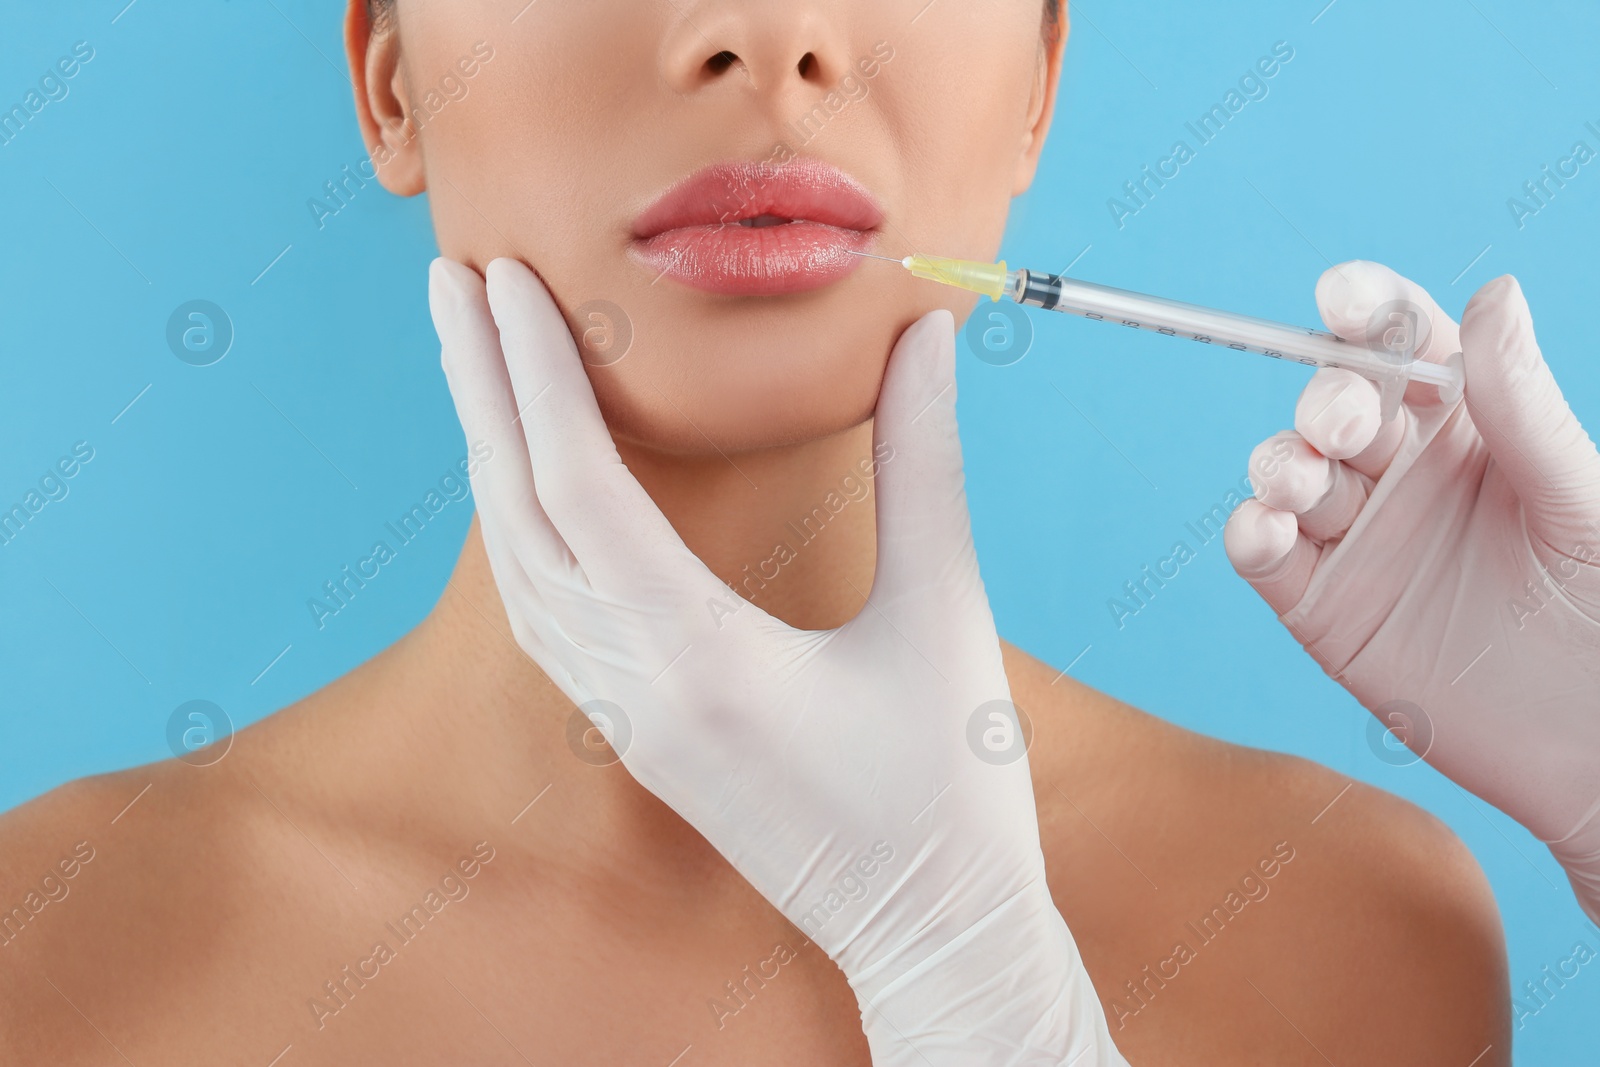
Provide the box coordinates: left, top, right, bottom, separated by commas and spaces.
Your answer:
1009, 269, 1460, 391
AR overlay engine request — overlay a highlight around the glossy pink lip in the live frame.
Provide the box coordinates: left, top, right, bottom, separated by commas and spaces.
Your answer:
629, 159, 884, 296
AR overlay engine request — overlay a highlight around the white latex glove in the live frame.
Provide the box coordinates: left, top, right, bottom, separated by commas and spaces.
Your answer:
430, 257, 1127, 1067
1225, 261, 1600, 921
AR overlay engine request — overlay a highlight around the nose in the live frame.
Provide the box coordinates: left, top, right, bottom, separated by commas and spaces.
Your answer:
659, 2, 854, 100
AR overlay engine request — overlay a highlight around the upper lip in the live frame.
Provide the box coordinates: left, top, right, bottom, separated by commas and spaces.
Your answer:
631, 158, 884, 240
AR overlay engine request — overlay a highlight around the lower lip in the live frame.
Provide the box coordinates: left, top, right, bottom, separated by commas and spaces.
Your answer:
629, 222, 877, 296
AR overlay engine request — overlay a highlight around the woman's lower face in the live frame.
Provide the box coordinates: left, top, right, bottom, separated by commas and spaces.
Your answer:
379, 0, 1054, 454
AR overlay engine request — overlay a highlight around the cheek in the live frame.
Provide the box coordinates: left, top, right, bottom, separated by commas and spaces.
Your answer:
414, 0, 654, 269
878, 18, 1043, 261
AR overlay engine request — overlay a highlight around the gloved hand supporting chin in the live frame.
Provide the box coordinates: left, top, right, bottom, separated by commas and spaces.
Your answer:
430, 257, 1130, 1065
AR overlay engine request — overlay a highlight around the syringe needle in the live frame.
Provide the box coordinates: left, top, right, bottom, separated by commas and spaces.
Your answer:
847, 250, 908, 263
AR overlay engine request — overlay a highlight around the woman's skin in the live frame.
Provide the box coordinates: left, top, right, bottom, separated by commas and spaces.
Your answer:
2, 1, 1510, 1063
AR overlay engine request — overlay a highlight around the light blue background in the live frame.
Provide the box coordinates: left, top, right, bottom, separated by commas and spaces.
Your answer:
2, 0, 1597, 1058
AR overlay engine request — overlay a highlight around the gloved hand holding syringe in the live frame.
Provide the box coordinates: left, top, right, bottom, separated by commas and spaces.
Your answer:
850, 250, 1465, 418
859, 245, 1600, 926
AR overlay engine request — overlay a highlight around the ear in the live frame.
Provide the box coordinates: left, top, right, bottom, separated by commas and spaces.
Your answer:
344, 0, 426, 197
1012, 12, 1068, 196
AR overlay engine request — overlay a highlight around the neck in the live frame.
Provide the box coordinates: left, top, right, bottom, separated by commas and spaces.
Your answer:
383, 419, 879, 871
419, 416, 878, 724
442, 417, 879, 638
613, 420, 882, 628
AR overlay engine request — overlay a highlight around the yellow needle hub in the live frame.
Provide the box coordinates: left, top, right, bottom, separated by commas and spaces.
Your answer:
903, 254, 1010, 302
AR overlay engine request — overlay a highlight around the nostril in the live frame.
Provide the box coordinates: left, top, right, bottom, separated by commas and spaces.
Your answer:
706, 50, 739, 75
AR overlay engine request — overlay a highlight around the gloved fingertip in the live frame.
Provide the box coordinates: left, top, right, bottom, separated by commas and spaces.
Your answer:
887, 308, 957, 400
482, 256, 516, 295
1461, 274, 1539, 387
482, 258, 574, 357
906, 307, 956, 359
924, 307, 957, 374
428, 257, 452, 305
1314, 260, 1395, 337
1462, 274, 1526, 331
429, 257, 484, 312
1251, 438, 1331, 514
1475, 272, 1523, 300
1223, 499, 1299, 578
482, 258, 540, 313
1295, 368, 1381, 460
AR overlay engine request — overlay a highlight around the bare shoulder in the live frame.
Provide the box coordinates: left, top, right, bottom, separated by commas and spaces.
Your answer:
0, 767, 145, 960
1002, 641, 1510, 1065
0, 765, 169, 1060
0, 740, 319, 1063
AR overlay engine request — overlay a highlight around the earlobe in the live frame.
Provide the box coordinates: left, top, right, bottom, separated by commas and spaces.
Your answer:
344, 0, 426, 197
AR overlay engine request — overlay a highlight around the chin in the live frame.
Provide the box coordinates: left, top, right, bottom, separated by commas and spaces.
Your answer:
590, 322, 891, 456
564, 281, 945, 456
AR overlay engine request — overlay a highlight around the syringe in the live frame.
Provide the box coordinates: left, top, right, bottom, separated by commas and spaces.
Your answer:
850, 251, 1464, 420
